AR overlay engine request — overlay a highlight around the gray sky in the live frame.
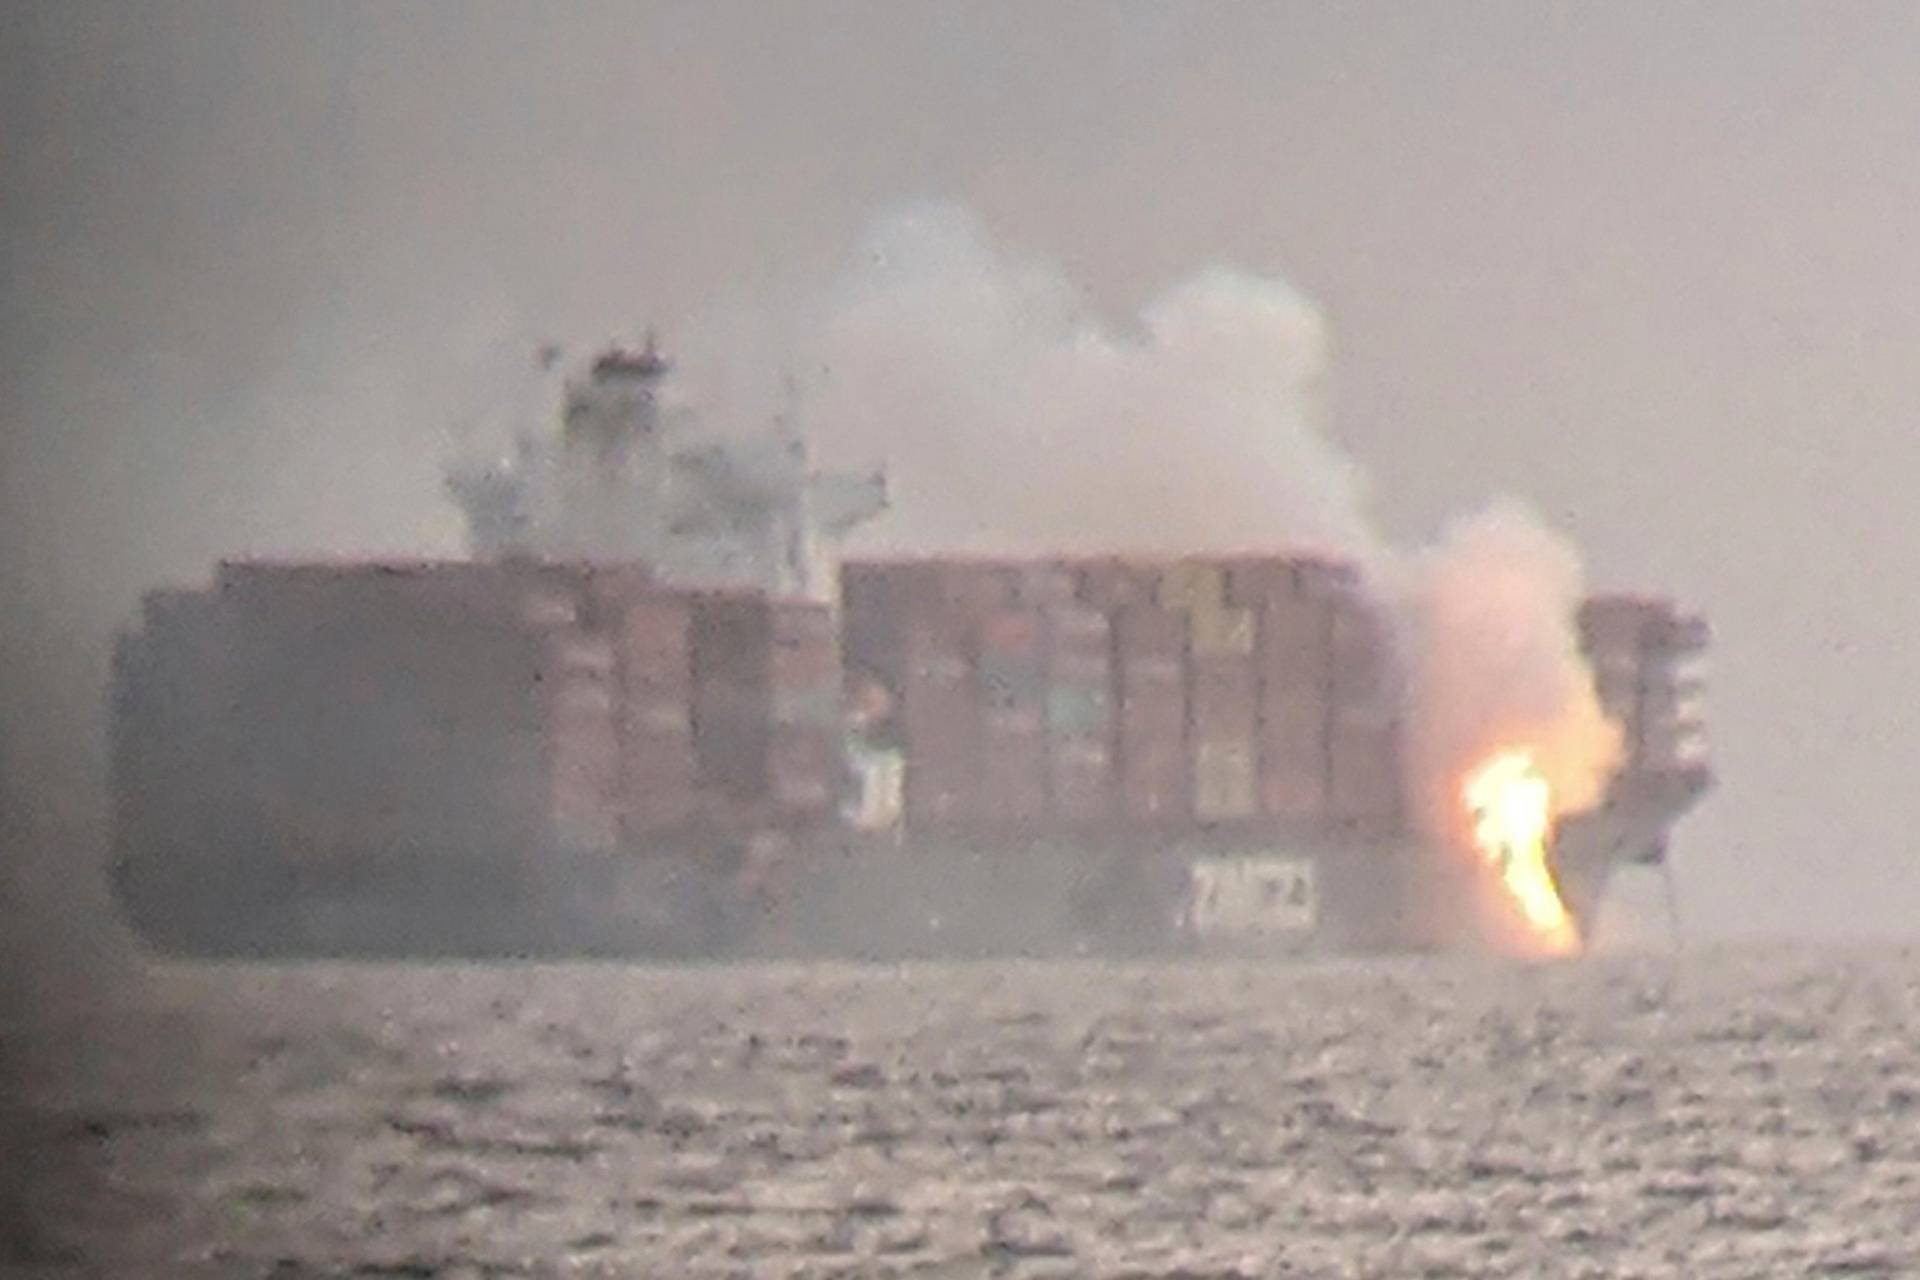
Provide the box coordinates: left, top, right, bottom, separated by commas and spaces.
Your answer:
5, 1, 1918, 943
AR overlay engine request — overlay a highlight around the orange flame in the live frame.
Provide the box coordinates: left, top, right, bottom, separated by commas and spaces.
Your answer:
1463, 750, 1577, 955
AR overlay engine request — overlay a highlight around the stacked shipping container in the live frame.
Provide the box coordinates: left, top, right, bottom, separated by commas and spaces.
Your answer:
615, 596, 697, 834
1045, 603, 1115, 822
839, 553, 1408, 836
121, 555, 1706, 875
1162, 563, 1257, 822
1578, 595, 1711, 782
1114, 604, 1189, 821
130, 562, 842, 868
690, 595, 840, 821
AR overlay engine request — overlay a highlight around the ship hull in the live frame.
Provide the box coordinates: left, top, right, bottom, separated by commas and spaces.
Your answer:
110, 801, 1679, 962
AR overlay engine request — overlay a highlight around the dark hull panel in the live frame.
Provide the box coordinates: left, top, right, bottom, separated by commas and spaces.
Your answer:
109, 801, 1680, 961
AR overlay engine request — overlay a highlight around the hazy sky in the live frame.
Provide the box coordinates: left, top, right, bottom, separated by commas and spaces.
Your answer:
6, 2, 1920, 944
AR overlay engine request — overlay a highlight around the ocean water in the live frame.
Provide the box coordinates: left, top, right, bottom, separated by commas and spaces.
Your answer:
5, 947, 1918, 1277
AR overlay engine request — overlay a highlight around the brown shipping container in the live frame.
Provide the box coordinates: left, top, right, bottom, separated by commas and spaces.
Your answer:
1223, 556, 1299, 611
770, 602, 838, 676
687, 594, 841, 805
977, 605, 1046, 822
1257, 593, 1332, 695
906, 743, 977, 824
770, 602, 840, 731
1192, 656, 1258, 742
1118, 687, 1186, 814
1076, 559, 1160, 611
622, 759, 699, 831
768, 724, 836, 815
1258, 686, 1329, 819
1156, 561, 1219, 611
940, 562, 1015, 615
1327, 715, 1403, 831
980, 721, 1048, 822
887, 590, 985, 825
979, 608, 1044, 699
900, 657, 981, 825
1046, 603, 1111, 671
1121, 707, 1188, 819
621, 671, 698, 834
610, 596, 701, 831
1115, 605, 1189, 820
1115, 605, 1186, 681
1042, 603, 1115, 822
550, 709, 622, 849
619, 597, 694, 685
1645, 610, 1709, 654
1192, 606, 1255, 657
1050, 736, 1114, 822
1329, 595, 1393, 704
532, 626, 625, 849
580, 564, 659, 620
1292, 557, 1361, 599
1011, 563, 1079, 609
1193, 739, 1258, 821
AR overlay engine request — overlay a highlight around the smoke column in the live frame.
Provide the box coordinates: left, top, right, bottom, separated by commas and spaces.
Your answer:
679, 203, 1378, 562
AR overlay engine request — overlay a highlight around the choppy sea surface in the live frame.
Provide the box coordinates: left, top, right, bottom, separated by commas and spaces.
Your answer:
5, 946, 1919, 1277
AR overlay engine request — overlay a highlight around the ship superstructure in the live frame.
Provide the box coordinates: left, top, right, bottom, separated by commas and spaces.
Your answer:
444, 338, 886, 598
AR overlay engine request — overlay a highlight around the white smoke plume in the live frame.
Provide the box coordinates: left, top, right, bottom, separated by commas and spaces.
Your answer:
681, 203, 1378, 562
1384, 502, 1624, 843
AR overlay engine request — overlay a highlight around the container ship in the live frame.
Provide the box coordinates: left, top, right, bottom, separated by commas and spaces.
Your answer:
108, 341, 1713, 959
